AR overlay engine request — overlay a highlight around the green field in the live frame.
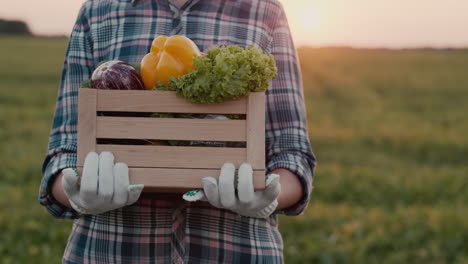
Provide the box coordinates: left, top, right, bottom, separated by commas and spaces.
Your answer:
1, 36, 467, 263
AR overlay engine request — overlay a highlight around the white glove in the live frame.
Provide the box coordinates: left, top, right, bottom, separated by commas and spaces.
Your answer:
183, 163, 281, 219
62, 152, 144, 215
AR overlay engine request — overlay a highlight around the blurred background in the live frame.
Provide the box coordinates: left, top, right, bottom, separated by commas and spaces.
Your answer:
1, 0, 467, 263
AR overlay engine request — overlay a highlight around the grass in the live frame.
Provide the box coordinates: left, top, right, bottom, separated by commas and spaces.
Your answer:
0, 36, 72, 263
1, 36, 467, 263
279, 47, 468, 263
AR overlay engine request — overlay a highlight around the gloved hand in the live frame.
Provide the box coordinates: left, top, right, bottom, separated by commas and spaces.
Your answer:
62, 152, 144, 215
183, 163, 281, 219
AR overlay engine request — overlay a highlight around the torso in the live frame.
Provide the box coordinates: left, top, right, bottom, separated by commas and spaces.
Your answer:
85, 0, 278, 66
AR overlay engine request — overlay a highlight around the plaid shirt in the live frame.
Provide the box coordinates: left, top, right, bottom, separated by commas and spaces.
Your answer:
40, 0, 316, 262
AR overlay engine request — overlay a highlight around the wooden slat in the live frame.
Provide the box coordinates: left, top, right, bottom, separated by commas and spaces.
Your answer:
77, 88, 97, 166
129, 168, 266, 190
96, 117, 246, 141
75, 167, 265, 191
246, 92, 266, 170
95, 89, 248, 114
95, 144, 247, 169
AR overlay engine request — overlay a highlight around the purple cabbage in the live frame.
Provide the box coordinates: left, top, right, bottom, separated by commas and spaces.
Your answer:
91, 60, 145, 90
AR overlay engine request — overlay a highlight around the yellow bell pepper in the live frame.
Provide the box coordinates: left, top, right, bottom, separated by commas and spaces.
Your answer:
140, 35, 201, 89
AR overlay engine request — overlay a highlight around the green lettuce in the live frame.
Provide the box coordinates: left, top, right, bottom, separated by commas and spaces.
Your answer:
153, 45, 277, 103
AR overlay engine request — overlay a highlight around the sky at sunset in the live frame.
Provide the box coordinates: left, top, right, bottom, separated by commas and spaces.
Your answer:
1, 0, 468, 48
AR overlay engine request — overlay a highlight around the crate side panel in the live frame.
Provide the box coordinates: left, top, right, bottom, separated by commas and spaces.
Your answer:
77, 88, 97, 166
252, 169, 266, 189
246, 92, 266, 171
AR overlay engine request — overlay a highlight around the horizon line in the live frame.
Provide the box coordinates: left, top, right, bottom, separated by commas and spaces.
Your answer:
1, 33, 467, 50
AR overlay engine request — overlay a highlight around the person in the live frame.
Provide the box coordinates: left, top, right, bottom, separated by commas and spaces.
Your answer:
39, 0, 316, 263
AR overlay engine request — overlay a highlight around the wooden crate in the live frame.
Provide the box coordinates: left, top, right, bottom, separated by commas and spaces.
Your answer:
77, 88, 265, 192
